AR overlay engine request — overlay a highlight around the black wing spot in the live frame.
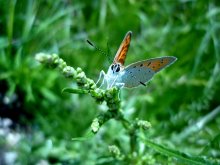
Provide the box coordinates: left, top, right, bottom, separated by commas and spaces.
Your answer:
147, 62, 151, 66
140, 64, 143, 67
139, 81, 146, 86
138, 69, 140, 71
133, 66, 136, 68
129, 71, 132, 74
148, 70, 151, 73
161, 59, 164, 63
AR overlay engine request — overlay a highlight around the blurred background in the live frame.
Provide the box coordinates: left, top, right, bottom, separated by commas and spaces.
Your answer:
0, 0, 220, 164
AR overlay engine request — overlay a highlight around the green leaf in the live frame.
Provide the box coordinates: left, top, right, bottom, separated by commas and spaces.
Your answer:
62, 87, 89, 94
142, 138, 217, 165
72, 131, 95, 141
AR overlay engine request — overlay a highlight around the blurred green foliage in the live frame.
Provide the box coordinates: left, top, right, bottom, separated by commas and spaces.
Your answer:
0, 0, 220, 164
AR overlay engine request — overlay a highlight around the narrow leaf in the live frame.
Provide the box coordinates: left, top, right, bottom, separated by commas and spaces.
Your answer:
72, 131, 95, 141
142, 138, 217, 165
62, 87, 89, 94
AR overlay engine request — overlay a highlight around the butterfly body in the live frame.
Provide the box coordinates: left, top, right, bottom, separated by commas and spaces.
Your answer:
97, 31, 177, 89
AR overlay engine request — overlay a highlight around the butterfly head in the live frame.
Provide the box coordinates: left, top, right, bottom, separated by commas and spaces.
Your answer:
107, 63, 124, 75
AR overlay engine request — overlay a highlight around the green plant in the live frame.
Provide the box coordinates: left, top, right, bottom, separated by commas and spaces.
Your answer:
35, 52, 219, 164
1, 0, 220, 164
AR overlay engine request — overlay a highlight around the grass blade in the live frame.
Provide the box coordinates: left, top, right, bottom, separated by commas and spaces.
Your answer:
142, 138, 218, 165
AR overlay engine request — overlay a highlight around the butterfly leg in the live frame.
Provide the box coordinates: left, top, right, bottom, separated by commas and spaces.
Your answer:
96, 70, 107, 88
109, 79, 125, 89
108, 75, 118, 89
114, 82, 124, 99
108, 75, 125, 89
115, 82, 125, 89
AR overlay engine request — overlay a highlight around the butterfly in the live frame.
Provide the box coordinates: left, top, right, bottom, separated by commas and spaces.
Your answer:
97, 31, 177, 89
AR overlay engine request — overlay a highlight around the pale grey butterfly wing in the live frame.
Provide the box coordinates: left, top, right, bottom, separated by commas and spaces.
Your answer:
118, 56, 177, 88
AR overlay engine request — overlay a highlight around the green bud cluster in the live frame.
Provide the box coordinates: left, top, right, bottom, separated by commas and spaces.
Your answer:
35, 53, 96, 91
109, 145, 121, 156
35, 53, 121, 119
136, 119, 151, 130
35, 53, 151, 139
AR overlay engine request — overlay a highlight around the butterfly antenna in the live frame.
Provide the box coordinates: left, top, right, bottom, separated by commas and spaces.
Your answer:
106, 41, 112, 63
87, 39, 111, 63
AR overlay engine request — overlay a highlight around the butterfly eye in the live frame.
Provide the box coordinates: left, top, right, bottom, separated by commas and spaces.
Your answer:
115, 65, 120, 72
111, 65, 114, 70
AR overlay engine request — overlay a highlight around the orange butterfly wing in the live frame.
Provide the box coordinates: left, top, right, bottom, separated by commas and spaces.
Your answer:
142, 56, 177, 72
114, 31, 132, 65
